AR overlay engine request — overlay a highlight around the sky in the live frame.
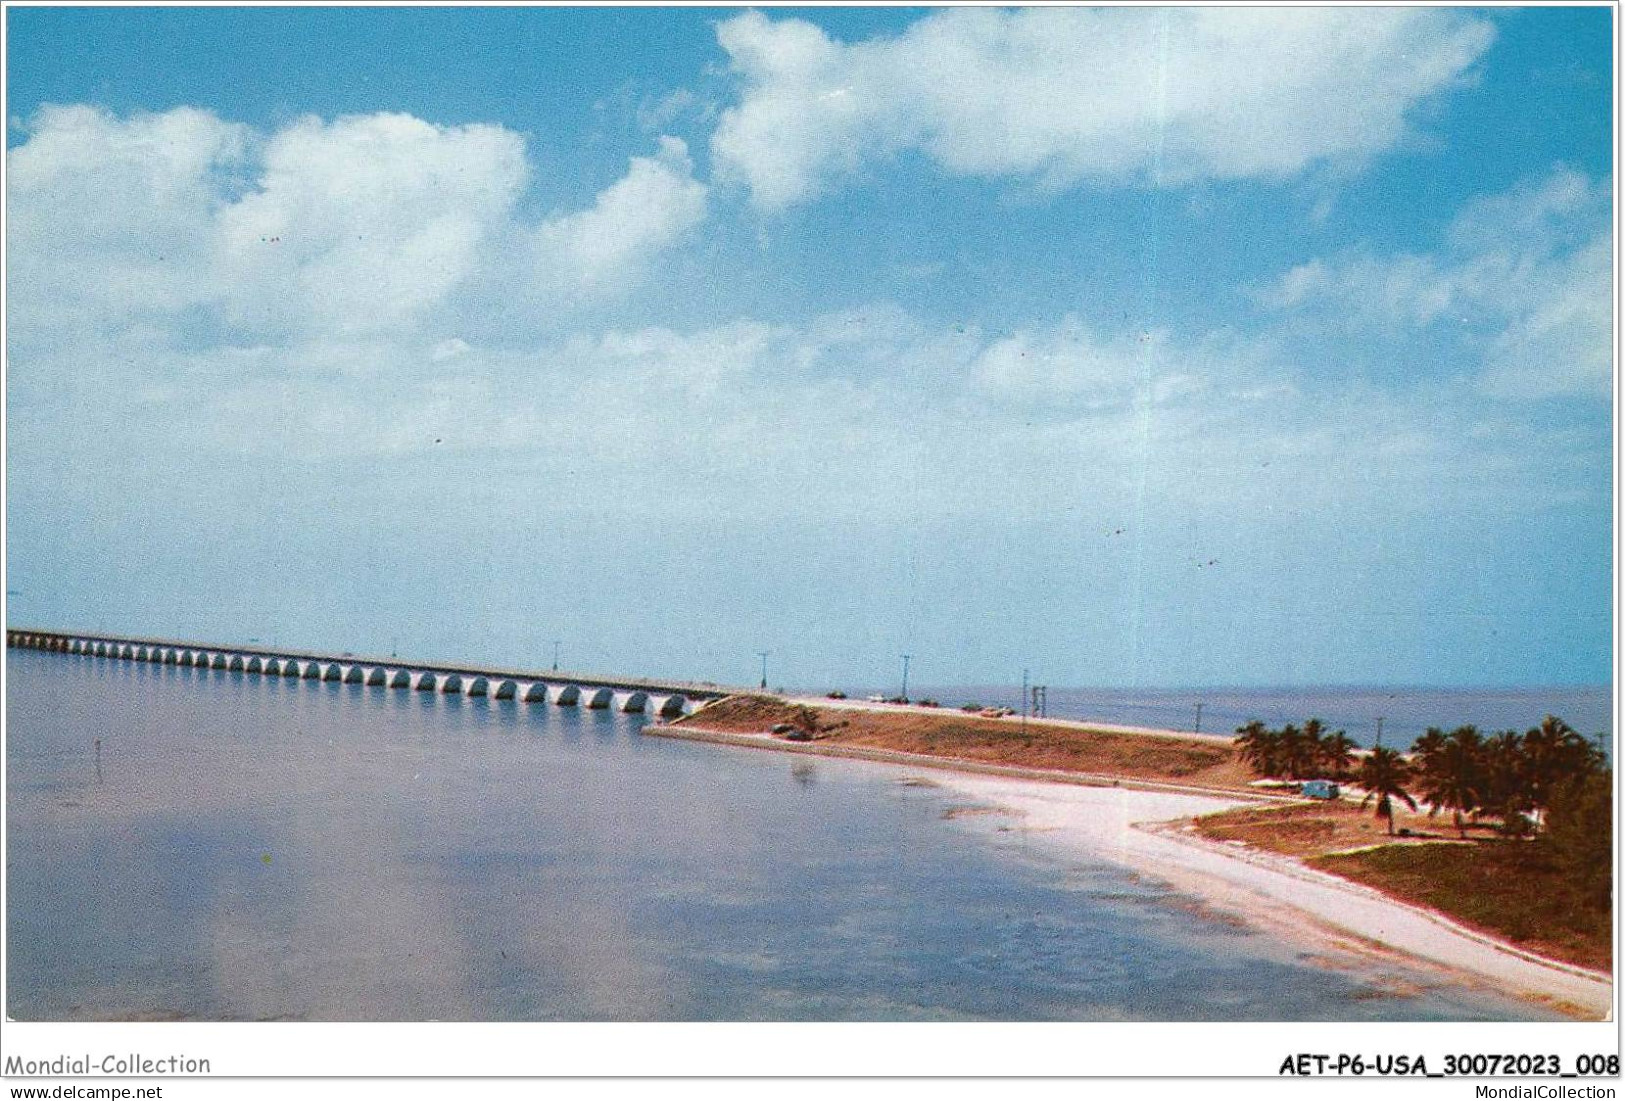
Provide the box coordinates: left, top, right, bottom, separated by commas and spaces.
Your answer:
3, 5, 1614, 691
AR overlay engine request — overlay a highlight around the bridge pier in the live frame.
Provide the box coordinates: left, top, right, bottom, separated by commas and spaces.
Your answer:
13, 631, 727, 720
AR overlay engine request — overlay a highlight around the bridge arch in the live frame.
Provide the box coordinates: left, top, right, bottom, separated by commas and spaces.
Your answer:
414, 672, 438, 692
323, 664, 344, 682
344, 665, 366, 684
439, 674, 463, 694
656, 694, 688, 719
389, 670, 412, 689
465, 677, 489, 697
521, 682, 549, 703
280, 659, 302, 677
493, 680, 518, 700
620, 691, 649, 713
302, 662, 323, 680
553, 685, 580, 706
583, 687, 614, 709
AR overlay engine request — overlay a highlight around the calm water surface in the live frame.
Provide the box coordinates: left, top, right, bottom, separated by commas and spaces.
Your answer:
7, 649, 1556, 1021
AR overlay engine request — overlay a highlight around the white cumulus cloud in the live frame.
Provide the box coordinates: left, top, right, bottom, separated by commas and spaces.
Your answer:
1260, 166, 1612, 399
533, 136, 706, 292
214, 112, 528, 338
6, 104, 248, 331
711, 7, 1496, 209
7, 106, 710, 348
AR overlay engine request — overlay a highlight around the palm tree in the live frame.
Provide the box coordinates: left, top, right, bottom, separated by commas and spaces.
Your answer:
1521, 715, 1603, 825
1411, 726, 1447, 762
1234, 720, 1281, 777
1359, 746, 1418, 836
1298, 718, 1330, 778
1276, 723, 1310, 779
1478, 729, 1528, 830
1412, 725, 1484, 839
1320, 731, 1357, 781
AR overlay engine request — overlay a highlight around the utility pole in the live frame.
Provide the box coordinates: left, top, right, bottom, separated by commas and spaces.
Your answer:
757, 650, 771, 690
1021, 668, 1029, 735
1194, 702, 1203, 734
552, 641, 561, 672
900, 654, 911, 701
1374, 716, 1385, 748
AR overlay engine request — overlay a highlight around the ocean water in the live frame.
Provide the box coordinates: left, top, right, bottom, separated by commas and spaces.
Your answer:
835, 683, 1612, 749
6, 647, 1558, 1022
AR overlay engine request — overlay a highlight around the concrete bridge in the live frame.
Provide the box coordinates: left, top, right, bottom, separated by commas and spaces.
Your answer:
6, 629, 740, 719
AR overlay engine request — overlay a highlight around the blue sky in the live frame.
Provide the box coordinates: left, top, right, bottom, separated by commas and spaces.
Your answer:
5, 6, 1614, 689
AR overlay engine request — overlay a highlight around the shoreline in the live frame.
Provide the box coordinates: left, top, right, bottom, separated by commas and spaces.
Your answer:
650, 720, 1613, 1020
646, 721, 1282, 801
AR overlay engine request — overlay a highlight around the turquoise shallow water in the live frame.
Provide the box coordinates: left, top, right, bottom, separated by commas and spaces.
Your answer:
6, 648, 1557, 1021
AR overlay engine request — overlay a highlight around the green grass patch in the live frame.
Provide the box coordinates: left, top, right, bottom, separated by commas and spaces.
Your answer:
1311, 841, 1611, 972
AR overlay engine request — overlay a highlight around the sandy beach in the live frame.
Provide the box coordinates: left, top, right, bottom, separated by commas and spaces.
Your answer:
653, 715, 1613, 1019
930, 772, 1613, 1019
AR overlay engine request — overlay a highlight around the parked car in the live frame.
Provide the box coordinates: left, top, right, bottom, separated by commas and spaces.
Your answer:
1300, 779, 1340, 800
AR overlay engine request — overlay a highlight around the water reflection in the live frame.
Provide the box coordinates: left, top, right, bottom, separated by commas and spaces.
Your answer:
7, 648, 1556, 1021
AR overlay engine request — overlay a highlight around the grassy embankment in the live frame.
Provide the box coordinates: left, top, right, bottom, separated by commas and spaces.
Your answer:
667, 694, 1254, 791
1195, 802, 1611, 972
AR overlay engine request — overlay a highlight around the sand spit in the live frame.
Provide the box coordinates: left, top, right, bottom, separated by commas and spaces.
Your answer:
650, 720, 1612, 1019
932, 773, 1613, 1020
